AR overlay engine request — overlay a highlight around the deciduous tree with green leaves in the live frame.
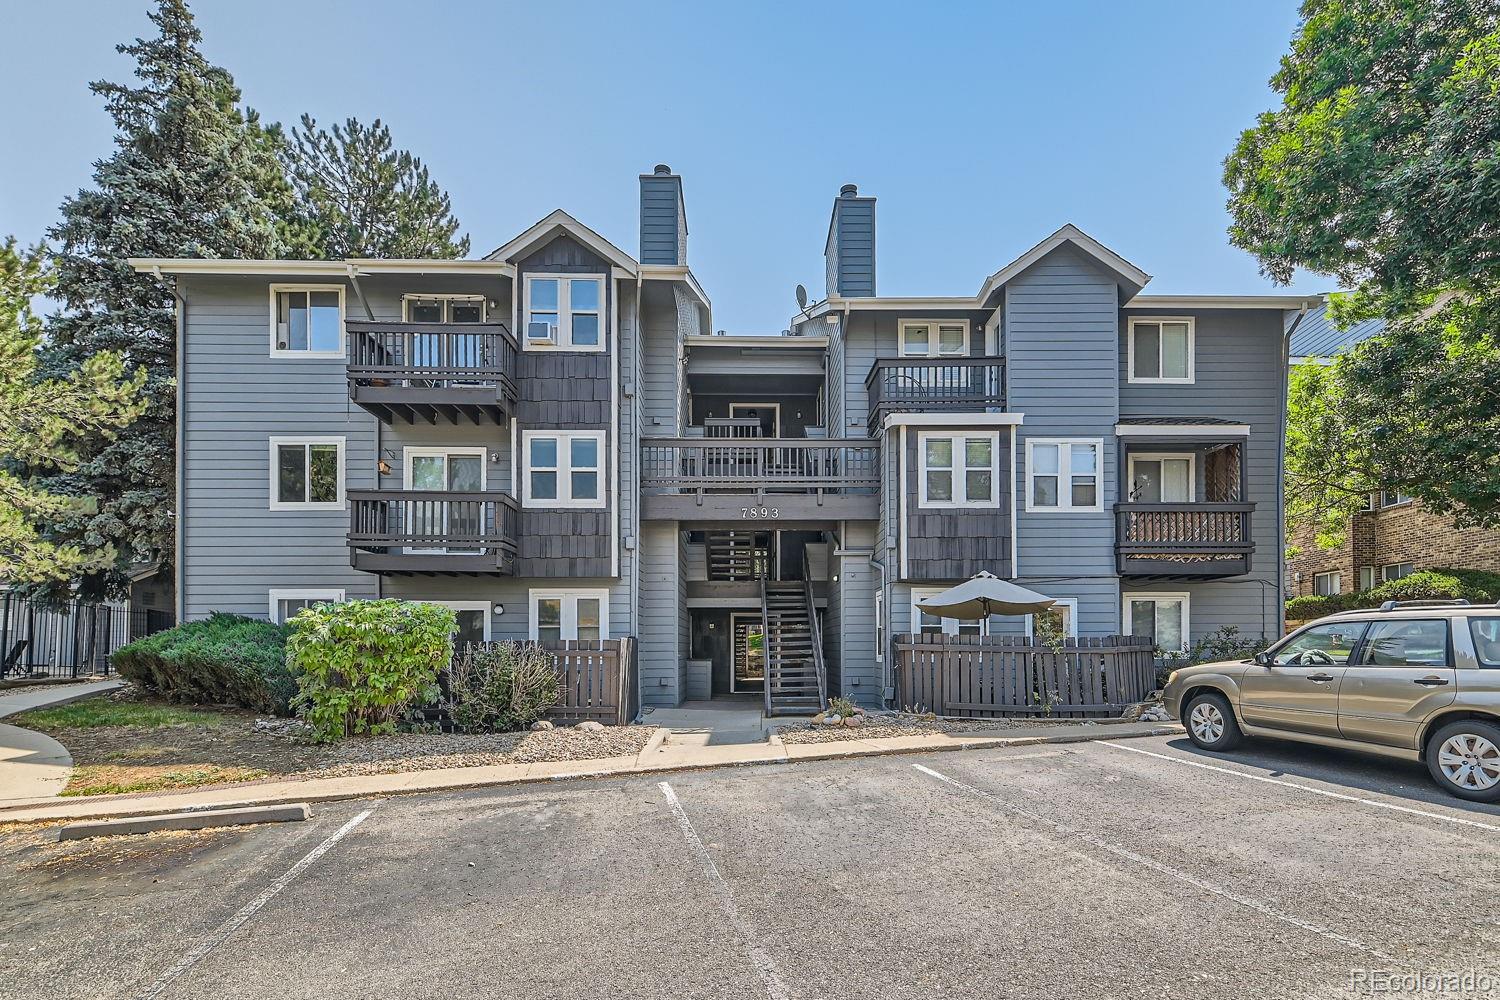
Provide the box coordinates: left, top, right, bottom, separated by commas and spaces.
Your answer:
1225, 0, 1500, 538
285, 115, 470, 259
0, 239, 144, 585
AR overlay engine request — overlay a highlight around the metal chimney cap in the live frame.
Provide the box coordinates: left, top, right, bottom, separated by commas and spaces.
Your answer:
839, 183, 859, 197
653, 164, 673, 175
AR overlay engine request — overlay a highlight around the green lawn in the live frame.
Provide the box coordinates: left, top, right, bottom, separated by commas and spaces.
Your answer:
11, 698, 226, 731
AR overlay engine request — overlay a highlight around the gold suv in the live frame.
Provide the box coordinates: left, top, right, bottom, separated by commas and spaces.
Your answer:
1162, 601, 1500, 802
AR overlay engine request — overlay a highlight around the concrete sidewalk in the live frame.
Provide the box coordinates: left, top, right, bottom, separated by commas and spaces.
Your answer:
0, 720, 1183, 825
0, 679, 122, 804
0, 678, 121, 719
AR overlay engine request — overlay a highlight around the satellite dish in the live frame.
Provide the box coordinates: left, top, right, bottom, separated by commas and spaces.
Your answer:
795, 284, 808, 310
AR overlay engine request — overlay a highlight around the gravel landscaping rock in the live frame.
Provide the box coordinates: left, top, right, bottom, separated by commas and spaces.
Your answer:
775, 710, 1110, 745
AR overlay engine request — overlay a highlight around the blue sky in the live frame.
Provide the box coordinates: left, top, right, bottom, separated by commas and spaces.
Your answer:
0, 1, 1321, 331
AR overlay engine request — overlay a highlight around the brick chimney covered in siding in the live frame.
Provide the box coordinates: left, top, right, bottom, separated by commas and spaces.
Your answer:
639, 164, 687, 265
825, 183, 876, 298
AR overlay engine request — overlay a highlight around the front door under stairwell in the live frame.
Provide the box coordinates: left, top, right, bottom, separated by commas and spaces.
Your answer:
731, 613, 766, 692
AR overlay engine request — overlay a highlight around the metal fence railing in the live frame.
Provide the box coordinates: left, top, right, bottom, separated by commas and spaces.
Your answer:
0, 594, 176, 680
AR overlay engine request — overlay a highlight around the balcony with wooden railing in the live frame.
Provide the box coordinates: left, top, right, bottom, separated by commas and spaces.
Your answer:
1114, 502, 1255, 578
864, 357, 1006, 434
348, 490, 519, 574
346, 320, 518, 425
640, 438, 880, 521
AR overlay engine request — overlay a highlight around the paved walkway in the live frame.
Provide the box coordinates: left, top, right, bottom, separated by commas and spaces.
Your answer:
0, 679, 120, 803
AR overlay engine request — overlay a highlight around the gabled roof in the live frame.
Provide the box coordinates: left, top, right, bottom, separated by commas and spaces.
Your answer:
1289, 299, 1385, 360
976, 224, 1151, 304
484, 209, 638, 274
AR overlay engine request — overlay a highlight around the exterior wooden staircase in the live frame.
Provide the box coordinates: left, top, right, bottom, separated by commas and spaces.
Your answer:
705, 531, 768, 582
760, 576, 828, 716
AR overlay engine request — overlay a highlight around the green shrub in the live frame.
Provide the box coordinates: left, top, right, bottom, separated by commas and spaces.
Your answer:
111, 613, 294, 715
1285, 568, 1500, 622
445, 641, 560, 733
287, 599, 456, 742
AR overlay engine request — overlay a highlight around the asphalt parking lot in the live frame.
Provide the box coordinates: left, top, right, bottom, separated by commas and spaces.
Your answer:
2, 734, 1497, 1000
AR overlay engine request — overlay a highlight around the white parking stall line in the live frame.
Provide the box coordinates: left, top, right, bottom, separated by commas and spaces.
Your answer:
911, 763, 1396, 964
658, 781, 792, 1000
135, 807, 376, 1000
1098, 740, 1500, 834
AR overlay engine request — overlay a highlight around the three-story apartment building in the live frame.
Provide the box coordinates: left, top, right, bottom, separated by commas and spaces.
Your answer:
133, 167, 1315, 714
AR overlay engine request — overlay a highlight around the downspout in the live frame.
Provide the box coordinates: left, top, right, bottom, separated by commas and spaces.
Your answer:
346, 264, 375, 320
1278, 301, 1315, 634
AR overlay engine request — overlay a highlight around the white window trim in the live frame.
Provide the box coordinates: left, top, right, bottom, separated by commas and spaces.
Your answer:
523, 274, 605, 353
1121, 592, 1191, 653
269, 284, 345, 359
1358, 565, 1377, 591
268, 435, 346, 511
918, 430, 1001, 509
1382, 562, 1415, 582
521, 430, 605, 509
401, 293, 487, 323
874, 589, 884, 662
401, 447, 489, 555
528, 588, 610, 641
1026, 598, 1080, 640
1126, 452, 1197, 503
423, 600, 493, 641
268, 588, 345, 624
1312, 571, 1342, 597
1379, 490, 1414, 509
910, 588, 987, 636
1024, 438, 1104, 513
898, 319, 970, 358
1127, 316, 1195, 385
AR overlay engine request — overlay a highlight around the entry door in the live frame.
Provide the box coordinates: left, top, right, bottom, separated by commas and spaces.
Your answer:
1128, 454, 1194, 502
731, 613, 766, 692
1240, 621, 1367, 737
730, 404, 779, 437
406, 450, 485, 553
1338, 618, 1457, 749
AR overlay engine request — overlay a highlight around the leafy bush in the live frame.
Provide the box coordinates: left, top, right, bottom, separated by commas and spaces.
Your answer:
1285, 568, 1500, 622
111, 613, 294, 715
287, 599, 456, 742
445, 641, 560, 733
1156, 626, 1273, 685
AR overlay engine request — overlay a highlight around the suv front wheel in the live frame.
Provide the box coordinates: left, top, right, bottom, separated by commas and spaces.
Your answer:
1426, 718, 1500, 803
1183, 691, 1244, 752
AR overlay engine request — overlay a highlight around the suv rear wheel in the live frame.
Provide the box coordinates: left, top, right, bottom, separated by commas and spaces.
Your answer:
1184, 691, 1244, 752
1426, 718, 1500, 803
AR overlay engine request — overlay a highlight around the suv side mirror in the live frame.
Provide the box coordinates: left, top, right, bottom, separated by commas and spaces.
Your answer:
1253, 651, 1272, 666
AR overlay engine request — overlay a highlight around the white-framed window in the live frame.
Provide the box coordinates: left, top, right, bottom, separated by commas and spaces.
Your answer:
1026, 598, 1079, 640
918, 431, 1000, 508
1127, 452, 1196, 503
269, 436, 344, 511
1382, 562, 1416, 582
874, 589, 885, 663
402, 294, 486, 324
404, 447, 487, 554
1123, 593, 1190, 653
1127, 316, 1194, 384
270, 284, 344, 358
911, 588, 985, 637
898, 319, 969, 358
524, 275, 604, 351
1025, 439, 1102, 512
268, 588, 345, 624
529, 589, 608, 642
422, 600, 492, 646
1358, 565, 1377, 591
1379, 490, 1413, 509
521, 430, 604, 509
1313, 571, 1342, 597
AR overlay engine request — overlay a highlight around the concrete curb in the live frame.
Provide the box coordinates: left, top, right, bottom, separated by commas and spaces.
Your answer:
0, 723, 1184, 826
57, 803, 311, 840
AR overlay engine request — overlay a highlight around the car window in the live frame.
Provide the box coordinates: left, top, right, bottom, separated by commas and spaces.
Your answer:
1354, 619, 1450, 667
1271, 622, 1367, 665
1469, 618, 1500, 668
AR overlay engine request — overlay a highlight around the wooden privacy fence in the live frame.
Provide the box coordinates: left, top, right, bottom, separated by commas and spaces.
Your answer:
892, 633, 1158, 718
542, 637, 638, 726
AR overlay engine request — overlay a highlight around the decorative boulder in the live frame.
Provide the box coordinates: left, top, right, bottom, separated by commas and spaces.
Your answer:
811, 713, 827, 725
823, 714, 843, 727
843, 715, 866, 728
576, 720, 606, 732
529, 719, 555, 731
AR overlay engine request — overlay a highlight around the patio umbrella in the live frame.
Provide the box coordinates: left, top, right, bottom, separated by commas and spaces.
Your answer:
914, 571, 1056, 620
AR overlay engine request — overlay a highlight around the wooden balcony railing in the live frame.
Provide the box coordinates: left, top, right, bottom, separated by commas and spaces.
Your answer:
640, 439, 880, 498
1114, 502, 1255, 577
865, 357, 1006, 433
348, 490, 519, 573
345, 320, 518, 424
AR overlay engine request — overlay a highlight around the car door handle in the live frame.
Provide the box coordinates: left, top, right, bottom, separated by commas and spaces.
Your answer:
1306, 673, 1336, 683
1413, 676, 1450, 686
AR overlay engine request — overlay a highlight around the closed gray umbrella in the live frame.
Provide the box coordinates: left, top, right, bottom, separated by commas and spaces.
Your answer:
914, 571, 1056, 620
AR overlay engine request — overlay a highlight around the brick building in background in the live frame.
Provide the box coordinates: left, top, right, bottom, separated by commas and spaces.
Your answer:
1286, 305, 1500, 597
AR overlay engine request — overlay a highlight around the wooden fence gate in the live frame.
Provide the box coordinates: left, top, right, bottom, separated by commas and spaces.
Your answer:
543, 637, 639, 726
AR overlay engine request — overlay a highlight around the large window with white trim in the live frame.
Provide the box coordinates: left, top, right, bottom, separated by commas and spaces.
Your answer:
1026, 598, 1079, 640
1127, 317, 1194, 383
524, 275, 603, 351
1123, 593, 1189, 653
912, 589, 985, 637
530, 589, 608, 642
268, 588, 345, 624
1127, 453, 1195, 503
270, 285, 343, 357
522, 431, 604, 509
899, 319, 968, 358
919, 431, 999, 508
269, 436, 344, 511
1025, 439, 1101, 512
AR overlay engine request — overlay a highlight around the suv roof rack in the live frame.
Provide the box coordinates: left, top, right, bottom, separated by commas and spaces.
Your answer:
1377, 599, 1471, 612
